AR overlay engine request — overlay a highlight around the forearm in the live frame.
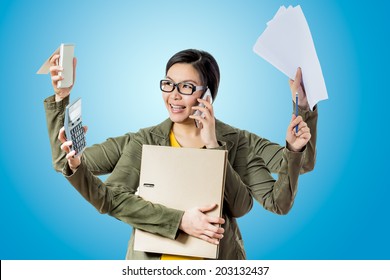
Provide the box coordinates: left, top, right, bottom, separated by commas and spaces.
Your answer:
82, 134, 134, 175
296, 104, 318, 174
249, 148, 304, 215
245, 104, 317, 175
211, 139, 253, 218
44, 94, 134, 175
224, 163, 253, 217
44, 94, 69, 172
63, 159, 184, 239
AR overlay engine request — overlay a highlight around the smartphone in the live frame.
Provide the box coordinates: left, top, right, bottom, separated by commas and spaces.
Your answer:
57, 43, 75, 88
193, 88, 213, 128
64, 98, 86, 156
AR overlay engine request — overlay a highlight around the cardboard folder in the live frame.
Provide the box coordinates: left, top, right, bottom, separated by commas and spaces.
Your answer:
134, 145, 227, 259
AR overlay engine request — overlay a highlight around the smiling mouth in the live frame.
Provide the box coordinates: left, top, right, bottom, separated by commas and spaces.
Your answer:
170, 104, 186, 110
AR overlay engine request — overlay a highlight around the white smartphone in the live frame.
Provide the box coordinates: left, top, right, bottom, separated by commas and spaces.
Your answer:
57, 43, 75, 88
64, 98, 86, 156
193, 88, 213, 128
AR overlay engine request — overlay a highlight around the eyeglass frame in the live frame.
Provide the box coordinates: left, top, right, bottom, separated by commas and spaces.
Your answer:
160, 79, 207, 95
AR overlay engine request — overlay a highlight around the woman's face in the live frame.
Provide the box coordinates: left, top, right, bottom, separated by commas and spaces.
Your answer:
162, 63, 205, 125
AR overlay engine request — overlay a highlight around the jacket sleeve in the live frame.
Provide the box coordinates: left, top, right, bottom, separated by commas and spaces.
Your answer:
246, 145, 305, 215
44, 95, 69, 172
242, 105, 318, 214
212, 138, 254, 218
44, 95, 133, 175
245, 104, 318, 174
63, 132, 184, 240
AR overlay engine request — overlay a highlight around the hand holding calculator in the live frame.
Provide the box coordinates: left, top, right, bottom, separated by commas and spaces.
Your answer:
64, 98, 86, 156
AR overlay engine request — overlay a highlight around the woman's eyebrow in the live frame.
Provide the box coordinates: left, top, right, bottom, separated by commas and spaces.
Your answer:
165, 76, 199, 84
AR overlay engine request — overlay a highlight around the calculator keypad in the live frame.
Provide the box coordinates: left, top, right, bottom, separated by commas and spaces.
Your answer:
70, 122, 86, 155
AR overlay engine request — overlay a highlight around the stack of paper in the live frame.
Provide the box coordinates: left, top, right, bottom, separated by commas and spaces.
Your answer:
253, 5, 328, 110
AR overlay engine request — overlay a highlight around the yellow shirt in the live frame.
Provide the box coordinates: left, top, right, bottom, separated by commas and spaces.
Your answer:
160, 130, 202, 260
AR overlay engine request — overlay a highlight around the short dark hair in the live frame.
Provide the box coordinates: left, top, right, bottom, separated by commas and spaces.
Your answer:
166, 49, 220, 101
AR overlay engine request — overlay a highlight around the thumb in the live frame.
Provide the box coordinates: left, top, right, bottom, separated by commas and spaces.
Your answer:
288, 114, 298, 131
199, 204, 217, 213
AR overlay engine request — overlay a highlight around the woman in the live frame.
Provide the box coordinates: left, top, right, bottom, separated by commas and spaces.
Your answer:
44, 49, 316, 259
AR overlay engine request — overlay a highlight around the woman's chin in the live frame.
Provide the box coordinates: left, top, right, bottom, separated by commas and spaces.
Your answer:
169, 114, 193, 125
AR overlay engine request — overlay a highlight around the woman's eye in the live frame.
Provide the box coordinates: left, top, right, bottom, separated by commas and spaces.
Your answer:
182, 83, 193, 89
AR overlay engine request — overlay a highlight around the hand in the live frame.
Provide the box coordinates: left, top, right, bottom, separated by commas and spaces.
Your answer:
179, 204, 225, 245
189, 96, 219, 148
58, 126, 88, 173
49, 54, 77, 102
286, 115, 311, 152
289, 67, 309, 110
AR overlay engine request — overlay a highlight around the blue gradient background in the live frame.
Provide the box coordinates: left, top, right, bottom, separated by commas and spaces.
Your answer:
1, 0, 389, 260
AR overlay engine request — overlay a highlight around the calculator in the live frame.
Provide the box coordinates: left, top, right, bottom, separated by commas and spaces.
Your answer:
64, 97, 86, 156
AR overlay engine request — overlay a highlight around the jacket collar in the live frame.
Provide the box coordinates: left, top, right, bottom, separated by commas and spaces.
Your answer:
149, 118, 237, 150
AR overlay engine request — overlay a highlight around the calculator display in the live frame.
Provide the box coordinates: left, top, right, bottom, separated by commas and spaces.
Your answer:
69, 99, 81, 121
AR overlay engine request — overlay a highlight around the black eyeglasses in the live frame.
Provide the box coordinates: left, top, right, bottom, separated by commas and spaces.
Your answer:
160, 79, 207, 95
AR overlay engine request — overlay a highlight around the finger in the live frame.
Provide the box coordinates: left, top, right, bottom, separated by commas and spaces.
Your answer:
298, 121, 308, 129
196, 98, 211, 106
299, 131, 311, 141
295, 67, 302, 85
196, 98, 213, 113
295, 127, 310, 137
60, 140, 73, 153
290, 115, 303, 128
83, 125, 88, 134
192, 106, 213, 120
193, 107, 213, 122
66, 150, 77, 160
288, 114, 298, 130
198, 204, 217, 213
205, 223, 225, 236
198, 234, 220, 245
296, 125, 310, 135
189, 114, 203, 123
49, 54, 60, 66
58, 127, 67, 143
51, 75, 64, 82
206, 215, 225, 226
203, 230, 224, 240
49, 65, 63, 74
72, 57, 77, 84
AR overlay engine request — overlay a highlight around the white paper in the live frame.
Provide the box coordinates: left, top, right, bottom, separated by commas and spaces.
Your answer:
254, 5, 328, 110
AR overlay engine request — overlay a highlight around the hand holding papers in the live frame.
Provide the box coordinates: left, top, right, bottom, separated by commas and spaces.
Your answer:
253, 5, 328, 110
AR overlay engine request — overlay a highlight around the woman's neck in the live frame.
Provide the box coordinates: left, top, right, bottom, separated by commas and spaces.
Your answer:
172, 122, 203, 148
172, 121, 199, 137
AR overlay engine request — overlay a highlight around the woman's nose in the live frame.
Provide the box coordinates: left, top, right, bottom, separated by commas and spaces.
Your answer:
170, 88, 182, 100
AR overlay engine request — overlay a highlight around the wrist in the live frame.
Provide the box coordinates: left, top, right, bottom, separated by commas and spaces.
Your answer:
70, 165, 79, 174
286, 142, 303, 152
55, 95, 63, 102
205, 140, 219, 149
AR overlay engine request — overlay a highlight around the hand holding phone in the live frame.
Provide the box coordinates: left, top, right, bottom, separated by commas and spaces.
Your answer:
57, 43, 75, 88
193, 89, 213, 128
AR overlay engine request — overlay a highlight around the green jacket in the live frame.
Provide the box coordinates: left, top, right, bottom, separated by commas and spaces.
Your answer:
44, 95, 317, 259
